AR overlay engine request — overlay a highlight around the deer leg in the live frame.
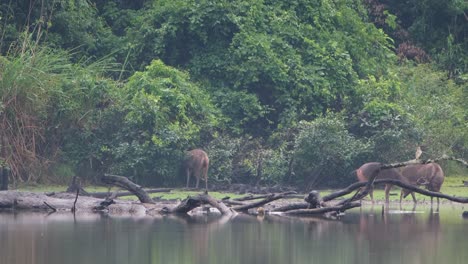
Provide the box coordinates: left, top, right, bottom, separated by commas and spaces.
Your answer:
384, 184, 392, 204
411, 192, 417, 203
369, 188, 374, 204
399, 189, 404, 204
202, 166, 208, 191
196, 177, 200, 189
186, 169, 191, 188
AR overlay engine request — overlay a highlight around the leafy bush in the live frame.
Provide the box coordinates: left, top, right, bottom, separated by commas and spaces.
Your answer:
98, 60, 219, 186
293, 115, 372, 188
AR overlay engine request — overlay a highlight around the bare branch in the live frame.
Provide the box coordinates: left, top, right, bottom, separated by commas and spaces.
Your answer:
232, 191, 297, 212
284, 202, 361, 216
271, 203, 309, 212
161, 193, 234, 215
102, 174, 154, 204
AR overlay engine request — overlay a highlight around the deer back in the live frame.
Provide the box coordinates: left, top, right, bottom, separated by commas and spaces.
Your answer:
356, 162, 406, 182
401, 163, 444, 192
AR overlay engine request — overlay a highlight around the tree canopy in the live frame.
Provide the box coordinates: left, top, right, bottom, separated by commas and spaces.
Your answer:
0, 0, 466, 187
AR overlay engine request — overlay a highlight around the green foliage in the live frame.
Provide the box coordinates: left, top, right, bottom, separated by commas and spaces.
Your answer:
351, 73, 421, 162
207, 136, 262, 184
0, 0, 465, 188
294, 115, 372, 188
100, 60, 219, 185
207, 135, 292, 185
0, 36, 116, 182
398, 64, 467, 158
381, 0, 467, 76
0, 42, 73, 181
128, 0, 394, 136
260, 148, 291, 184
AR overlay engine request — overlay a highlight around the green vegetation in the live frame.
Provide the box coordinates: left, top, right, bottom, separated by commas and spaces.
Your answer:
0, 0, 466, 190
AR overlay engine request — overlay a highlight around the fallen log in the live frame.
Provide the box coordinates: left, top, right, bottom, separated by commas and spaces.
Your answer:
0, 191, 143, 212
102, 174, 154, 204
234, 194, 271, 201
221, 199, 246, 206
161, 194, 235, 215
198, 195, 236, 215
321, 179, 468, 205
332, 156, 467, 205
271, 203, 309, 212
283, 202, 361, 216
1, 156, 464, 219
86, 188, 173, 199
232, 191, 297, 212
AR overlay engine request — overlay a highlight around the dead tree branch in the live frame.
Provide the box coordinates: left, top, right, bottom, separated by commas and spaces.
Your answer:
43, 201, 57, 212
232, 191, 297, 212
102, 174, 154, 204
233, 194, 271, 201
66, 176, 89, 196
322, 179, 468, 205
86, 188, 172, 199
161, 194, 234, 215
271, 203, 309, 212
284, 202, 361, 216
380, 155, 468, 169
198, 194, 236, 215
71, 189, 79, 213
333, 156, 468, 205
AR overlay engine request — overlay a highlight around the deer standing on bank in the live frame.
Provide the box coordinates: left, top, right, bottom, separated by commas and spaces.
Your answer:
400, 163, 445, 205
355, 162, 410, 204
184, 149, 209, 191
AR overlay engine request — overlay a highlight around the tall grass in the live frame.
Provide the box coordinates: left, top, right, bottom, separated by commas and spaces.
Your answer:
0, 34, 115, 184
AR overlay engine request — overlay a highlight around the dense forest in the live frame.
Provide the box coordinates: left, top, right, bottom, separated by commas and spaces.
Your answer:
0, 0, 466, 189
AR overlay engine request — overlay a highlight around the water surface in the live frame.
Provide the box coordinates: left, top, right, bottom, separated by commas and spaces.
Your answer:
0, 204, 467, 264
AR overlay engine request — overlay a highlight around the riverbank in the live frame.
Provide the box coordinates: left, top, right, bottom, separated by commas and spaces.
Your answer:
11, 175, 466, 203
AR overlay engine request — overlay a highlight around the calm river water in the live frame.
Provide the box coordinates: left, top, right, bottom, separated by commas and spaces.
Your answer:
0, 205, 467, 264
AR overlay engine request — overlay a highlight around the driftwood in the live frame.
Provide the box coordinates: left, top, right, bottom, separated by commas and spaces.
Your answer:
233, 194, 271, 201
102, 174, 154, 204
271, 203, 309, 212
161, 194, 235, 215
66, 176, 89, 196
86, 188, 172, 199
335, 156, 467, 205
232, 191, 297, 212
0, 156, 466, 219
220, 199, 246, 206
284, 202, 361, 216
363, 179, 468, 203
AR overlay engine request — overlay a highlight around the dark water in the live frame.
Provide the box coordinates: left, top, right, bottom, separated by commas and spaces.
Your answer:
0, 205, 467, 264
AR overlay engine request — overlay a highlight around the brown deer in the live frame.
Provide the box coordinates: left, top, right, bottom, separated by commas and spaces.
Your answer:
400, 163, 445, 205
356, 162, 410, 203
184, 149, 209, 190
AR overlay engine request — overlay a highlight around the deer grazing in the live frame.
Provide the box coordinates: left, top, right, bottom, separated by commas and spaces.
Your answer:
355, 162, 411, 204
183, 149, 209, 190
400, 163, 445, 205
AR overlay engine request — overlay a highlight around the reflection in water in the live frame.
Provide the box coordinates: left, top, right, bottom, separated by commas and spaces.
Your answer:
355, 205, 445, 264
0, 207, 467, 264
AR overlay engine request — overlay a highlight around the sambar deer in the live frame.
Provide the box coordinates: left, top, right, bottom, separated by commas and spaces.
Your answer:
400, 163, 445, 205
356, 162, 410, 204
183, 149, 209, 190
